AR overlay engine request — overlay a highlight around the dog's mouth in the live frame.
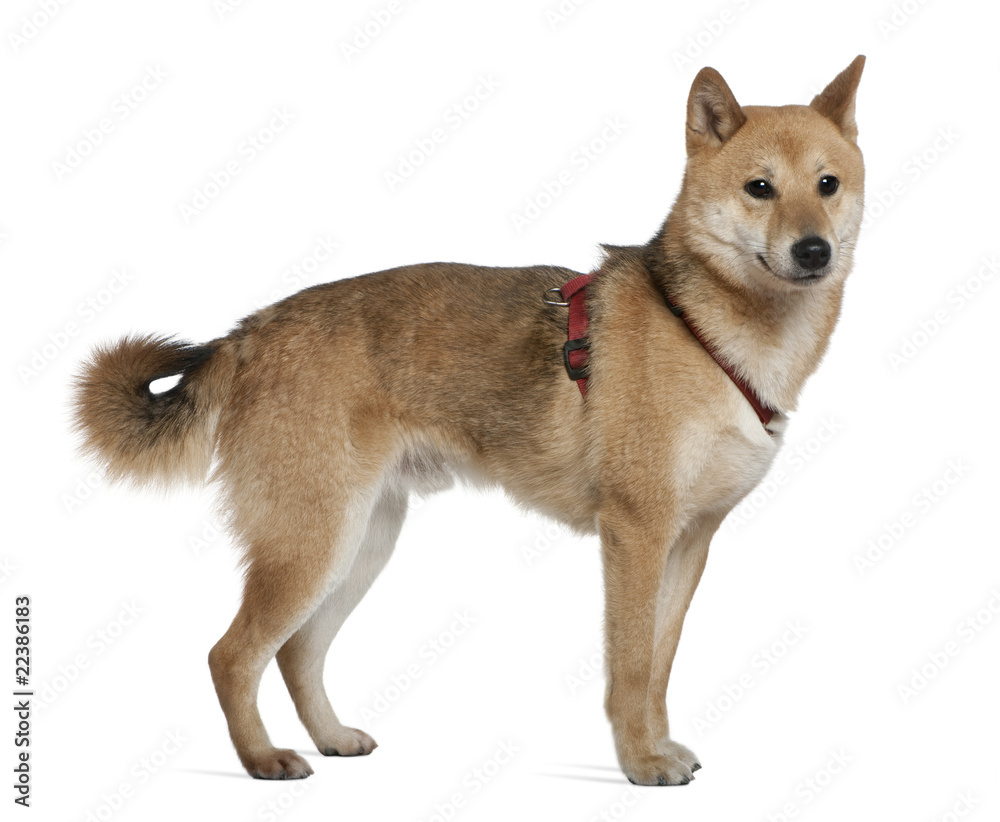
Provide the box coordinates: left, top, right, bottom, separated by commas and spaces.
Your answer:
757, 254, 828, 285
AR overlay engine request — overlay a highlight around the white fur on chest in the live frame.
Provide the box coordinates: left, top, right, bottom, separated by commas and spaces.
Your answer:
674, 407, 784, 521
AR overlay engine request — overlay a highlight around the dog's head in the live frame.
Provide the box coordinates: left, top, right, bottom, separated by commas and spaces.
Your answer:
676, 57, 865, 292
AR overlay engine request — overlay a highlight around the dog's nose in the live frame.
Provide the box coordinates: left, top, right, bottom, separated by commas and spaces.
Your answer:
791, 236, 831, 271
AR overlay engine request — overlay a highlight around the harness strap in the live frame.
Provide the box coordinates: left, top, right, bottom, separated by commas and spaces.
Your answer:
552, 273, 777, 427
664, 297, 776, 427
559, 273, 595, 397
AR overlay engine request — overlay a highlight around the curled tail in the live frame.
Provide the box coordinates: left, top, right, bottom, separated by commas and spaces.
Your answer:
73, 334, 235, 488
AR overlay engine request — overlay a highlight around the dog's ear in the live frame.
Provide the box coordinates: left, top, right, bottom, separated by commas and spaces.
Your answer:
686, 67, 746, 156
810, 55, 865, 142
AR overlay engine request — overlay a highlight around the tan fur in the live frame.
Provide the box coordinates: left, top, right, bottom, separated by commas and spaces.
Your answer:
72, 57, 866, 785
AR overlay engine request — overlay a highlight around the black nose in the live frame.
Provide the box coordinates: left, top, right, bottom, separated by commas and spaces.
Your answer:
792, 236, 831, 271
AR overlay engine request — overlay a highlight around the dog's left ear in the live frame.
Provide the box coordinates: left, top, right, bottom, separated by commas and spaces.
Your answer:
686, 67, 746, 156
810, 55, 865, 142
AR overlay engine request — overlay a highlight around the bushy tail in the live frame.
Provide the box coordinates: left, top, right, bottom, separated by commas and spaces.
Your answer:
72, 334, 234, 488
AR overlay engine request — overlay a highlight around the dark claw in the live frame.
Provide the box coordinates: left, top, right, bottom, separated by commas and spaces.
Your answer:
324, 747, 336, 756
692, 762, 702, 772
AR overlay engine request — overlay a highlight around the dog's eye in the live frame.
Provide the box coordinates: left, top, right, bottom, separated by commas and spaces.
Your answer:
818, 176, 839, 196
744, 179, 773, 199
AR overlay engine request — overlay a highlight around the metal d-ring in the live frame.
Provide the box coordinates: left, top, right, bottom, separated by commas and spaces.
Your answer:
543, 287, 569, 307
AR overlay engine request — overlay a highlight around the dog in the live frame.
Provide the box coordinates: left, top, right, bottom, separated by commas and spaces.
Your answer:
73, 56, 865, 785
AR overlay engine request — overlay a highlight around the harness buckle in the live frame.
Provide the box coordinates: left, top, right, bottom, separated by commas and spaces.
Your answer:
563, 338, 590, 381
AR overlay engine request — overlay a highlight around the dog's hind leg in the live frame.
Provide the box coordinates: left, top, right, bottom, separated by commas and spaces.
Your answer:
208, 481, 382, 780
275, 485, 407, 757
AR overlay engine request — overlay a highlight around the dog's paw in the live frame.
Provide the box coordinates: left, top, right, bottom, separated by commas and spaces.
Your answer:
244, 748, 314, 780
655, 738, 701, 772
318, 726, 378, 757
621, 750, 697, 786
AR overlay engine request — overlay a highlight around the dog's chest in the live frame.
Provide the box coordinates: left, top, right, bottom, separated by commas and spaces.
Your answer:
678, 416, 783, 518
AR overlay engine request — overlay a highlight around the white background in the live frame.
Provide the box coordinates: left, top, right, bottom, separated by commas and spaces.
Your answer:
4, 0, 999, 820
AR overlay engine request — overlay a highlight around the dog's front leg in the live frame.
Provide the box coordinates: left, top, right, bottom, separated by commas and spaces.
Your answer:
646, 514, 723, 776
601, 508, 698, 786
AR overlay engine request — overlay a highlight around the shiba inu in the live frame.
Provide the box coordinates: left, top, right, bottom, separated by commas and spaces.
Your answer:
73, 56, 866, 785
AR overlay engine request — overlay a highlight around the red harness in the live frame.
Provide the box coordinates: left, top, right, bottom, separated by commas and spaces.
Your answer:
552, 272, 776, 428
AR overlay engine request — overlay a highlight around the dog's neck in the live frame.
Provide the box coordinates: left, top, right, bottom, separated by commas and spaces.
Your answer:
641, 225, 846, 415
